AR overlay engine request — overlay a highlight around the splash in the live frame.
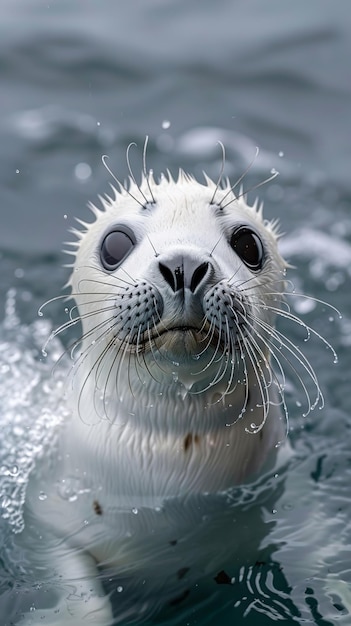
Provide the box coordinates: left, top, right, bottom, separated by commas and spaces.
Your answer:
0, 289, 69, 533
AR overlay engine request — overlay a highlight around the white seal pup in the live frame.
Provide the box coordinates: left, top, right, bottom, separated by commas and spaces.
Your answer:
17, 154, 315, 625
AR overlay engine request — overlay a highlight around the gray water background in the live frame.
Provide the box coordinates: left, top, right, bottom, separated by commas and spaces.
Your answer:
0, 0, 351, 624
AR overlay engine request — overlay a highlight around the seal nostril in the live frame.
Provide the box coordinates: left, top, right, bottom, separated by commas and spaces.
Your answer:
190, 262, 209, 293
159, 262, 177, 292
160, 259, 209, 293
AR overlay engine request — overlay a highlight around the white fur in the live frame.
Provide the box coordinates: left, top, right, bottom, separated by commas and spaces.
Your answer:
19, 172, 289, 625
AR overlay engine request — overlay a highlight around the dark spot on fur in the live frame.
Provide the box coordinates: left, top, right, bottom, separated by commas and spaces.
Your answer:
177, 567, 190, 580
214, 570, 232, 585
184, 433, 200, 452
93, 500, 103, 515
169, 539, 178, 546
259, 430, 263, 441
184, 433, 192, 452
255, 560, 266, 567
169, 589, 190, 606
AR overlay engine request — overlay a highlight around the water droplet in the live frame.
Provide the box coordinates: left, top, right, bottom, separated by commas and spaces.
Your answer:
15, 169, 20, 174
14, 268, 24, 279
97, 121, 101, 126
38, 491, 47, 501
74, 162, 92, 182
131, 507, 138, 515
117, 585, 123, 593
63, 214, 68, 220
272, 509, 277, 514
278, 151, 284, 157
162, 120, 171, 129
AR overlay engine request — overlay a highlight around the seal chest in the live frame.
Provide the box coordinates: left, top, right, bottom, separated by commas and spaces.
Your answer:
22, 167, 290, 624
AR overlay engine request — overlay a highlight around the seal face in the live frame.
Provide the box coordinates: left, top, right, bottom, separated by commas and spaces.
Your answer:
22, 165, 297, 624
66, 171, 287, 433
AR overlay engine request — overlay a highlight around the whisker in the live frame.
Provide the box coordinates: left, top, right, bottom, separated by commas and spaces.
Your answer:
41, 306, 117, 359
252, 314, 323, 415
221, 316, 239, 397
143, 135, 156, 204
220, 169, 279, 211
191, 319, 222, 374
126, 142, 150, 206
71, 317, 119, 386
209, 141, 226, 205
219, 146, 259, 208
262, 303, 338, 364
241, 334, 270, 434
116, 336, 134, 402
77, 274, 133, 290
94, 338, 119, 421
240, 314, 289, 435
209, 234, 224, 258
38, 294, 70, 317
140, 321, 165, 383
102, 154, 144, 208
146, 234, 159, 257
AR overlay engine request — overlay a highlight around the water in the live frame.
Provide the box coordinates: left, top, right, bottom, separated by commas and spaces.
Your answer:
0, 0, 351, 624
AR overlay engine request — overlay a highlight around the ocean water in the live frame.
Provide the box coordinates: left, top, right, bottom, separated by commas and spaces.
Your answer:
0, 0, 350, 624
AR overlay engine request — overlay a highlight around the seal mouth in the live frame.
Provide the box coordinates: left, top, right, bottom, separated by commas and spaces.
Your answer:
155, 325, 203, 337
134, 320, 246, 356
149, 326, 209, 358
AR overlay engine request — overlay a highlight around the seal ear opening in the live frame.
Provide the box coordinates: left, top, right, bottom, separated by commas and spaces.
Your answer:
100, 227, 136, 271
230, 227, 264, 271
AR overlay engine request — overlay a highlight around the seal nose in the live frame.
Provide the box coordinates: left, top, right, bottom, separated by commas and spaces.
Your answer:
159, 256, 210, 293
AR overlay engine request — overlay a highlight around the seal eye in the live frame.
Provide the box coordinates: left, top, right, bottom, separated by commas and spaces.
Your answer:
100, 228, 135, 271
230, 227, 264, 271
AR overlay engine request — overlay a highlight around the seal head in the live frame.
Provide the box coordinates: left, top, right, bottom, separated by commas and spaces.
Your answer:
67, 171, 286, 448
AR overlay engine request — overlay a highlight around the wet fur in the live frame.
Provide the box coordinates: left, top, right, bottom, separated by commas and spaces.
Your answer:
19, 144, 337, 625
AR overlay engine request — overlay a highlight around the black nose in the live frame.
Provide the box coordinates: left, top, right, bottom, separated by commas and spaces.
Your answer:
159, 256, 210, 293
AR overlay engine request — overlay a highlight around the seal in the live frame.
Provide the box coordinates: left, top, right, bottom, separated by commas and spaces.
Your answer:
18, 150, 325, 625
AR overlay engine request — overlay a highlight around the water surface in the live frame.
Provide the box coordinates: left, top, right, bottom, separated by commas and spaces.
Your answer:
0, 1, 350, 624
